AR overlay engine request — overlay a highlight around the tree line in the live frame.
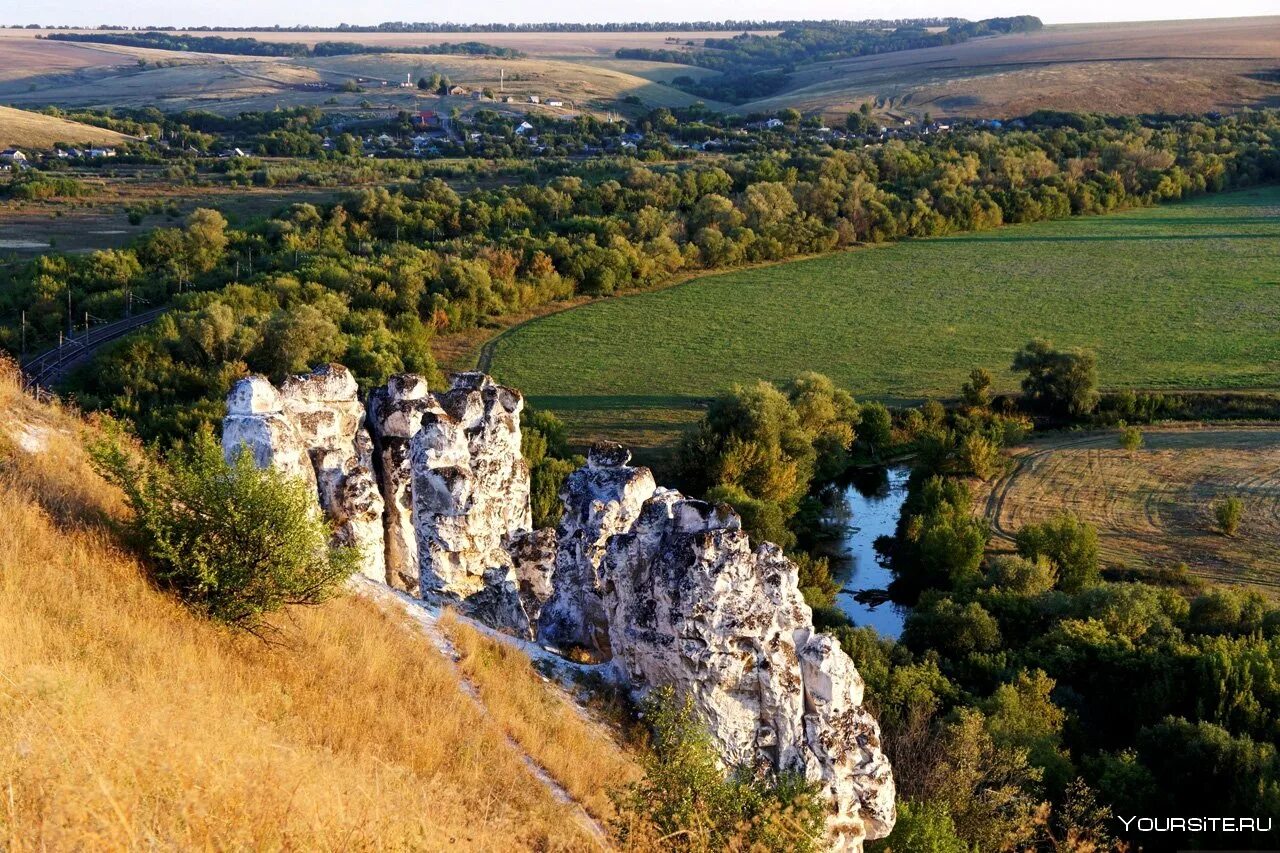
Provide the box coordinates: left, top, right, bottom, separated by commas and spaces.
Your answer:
43, 31, 523, 59
618, 17, 1043, 103
2, 110, 1274, 446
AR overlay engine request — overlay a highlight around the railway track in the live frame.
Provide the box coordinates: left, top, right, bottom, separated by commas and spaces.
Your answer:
19, 307, 165, 393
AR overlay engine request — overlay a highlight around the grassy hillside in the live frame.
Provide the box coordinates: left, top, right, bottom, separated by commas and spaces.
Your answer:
3, 19, 1276, 118
0, 105, 131, 150
738, 17, 1280, 119
0, 362, 635, 849
488, 186, 1280, 457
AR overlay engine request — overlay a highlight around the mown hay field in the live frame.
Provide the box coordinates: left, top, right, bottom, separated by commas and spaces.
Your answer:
487, 186, 1280, 457
971, 425, 1280, 595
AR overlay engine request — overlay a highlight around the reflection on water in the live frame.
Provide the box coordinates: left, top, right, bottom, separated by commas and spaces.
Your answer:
825, 465, 911, 638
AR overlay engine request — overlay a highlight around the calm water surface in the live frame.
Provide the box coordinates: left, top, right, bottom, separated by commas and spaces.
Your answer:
826, 465, 911, 638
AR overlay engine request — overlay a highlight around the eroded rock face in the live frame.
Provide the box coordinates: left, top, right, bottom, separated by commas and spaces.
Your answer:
537, 442, 656, 655
410, 372, 531, 634
369, 374, 437, 594
507, 527, 558, 625
221, 366, 385, 584
601, 491, 896, 851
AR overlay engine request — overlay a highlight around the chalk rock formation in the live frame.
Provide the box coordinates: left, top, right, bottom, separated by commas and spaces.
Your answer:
410, 372, 531, 634
537, 442, 656, 655
222, 376, 314, 488
221, 365, 385, 583
507, 527, 558, 625
601, 490, 895, 851
368, 374, 437, 594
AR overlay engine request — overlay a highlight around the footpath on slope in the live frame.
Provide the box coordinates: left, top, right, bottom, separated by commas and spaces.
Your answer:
359, 578, 614, 849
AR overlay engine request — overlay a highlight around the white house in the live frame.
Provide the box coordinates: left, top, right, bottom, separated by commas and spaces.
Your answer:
515, 121, 535, 135
546, 100, 563, 107
0, 149, 27, 164
87, 147, 117, 158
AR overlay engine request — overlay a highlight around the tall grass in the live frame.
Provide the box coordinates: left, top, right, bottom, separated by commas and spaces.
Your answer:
0, 364, 598, 850
441, 611, 642, 826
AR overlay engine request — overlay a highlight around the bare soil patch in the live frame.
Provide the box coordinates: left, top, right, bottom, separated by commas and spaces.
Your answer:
972, 424, 1280, 595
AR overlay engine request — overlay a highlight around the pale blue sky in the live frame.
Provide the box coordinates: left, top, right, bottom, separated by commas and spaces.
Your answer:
5, 1, 1277, 28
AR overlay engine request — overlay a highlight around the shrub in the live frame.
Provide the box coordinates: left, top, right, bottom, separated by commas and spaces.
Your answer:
959, 431, 1001, 480
1117, 421, 1143, 453
867, 798, 968, 853
90, 427, 356, 629
1015, 513, 1100, 593
1214, 495, 1244, 536
611, 686, 826, 852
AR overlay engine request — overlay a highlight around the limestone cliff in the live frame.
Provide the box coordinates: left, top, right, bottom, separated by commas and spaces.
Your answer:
537, 441, 656, 656
601, 489, 896, 850
222, 365, 385, 583
409, 372, 531, 634
368, 374, 436, 595
221, 367, 895, 850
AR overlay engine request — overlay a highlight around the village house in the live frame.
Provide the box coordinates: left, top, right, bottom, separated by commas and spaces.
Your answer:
0, 148, 27, 164
527, 95, 540, 104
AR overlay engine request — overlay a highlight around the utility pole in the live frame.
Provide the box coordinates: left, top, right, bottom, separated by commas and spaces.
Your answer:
500, 68, 504, 93
66, 287, 72, 337
20, 310, 25, 356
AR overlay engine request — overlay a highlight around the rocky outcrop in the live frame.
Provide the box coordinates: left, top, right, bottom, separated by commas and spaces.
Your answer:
369, 374, 437, 594
409, 372, 531, 634
223, 376, 315, 488
507, 527, 558, 625
221, 365, 895, 849
600, 490, 895, 851
537, 442, 656, 656
221, 365, 385, 584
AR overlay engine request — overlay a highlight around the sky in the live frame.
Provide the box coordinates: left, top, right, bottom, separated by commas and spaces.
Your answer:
4, 0, 1276, 28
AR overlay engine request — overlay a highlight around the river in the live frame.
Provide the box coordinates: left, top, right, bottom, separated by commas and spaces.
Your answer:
825, 465, 912, 638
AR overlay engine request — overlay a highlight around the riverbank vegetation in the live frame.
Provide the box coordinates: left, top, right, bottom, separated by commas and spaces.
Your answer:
666, 338, 1280, 850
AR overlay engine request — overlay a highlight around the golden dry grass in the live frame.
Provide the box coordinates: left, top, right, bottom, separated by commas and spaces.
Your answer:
0, 105, 132, 150
0, 363, 604, 850
972, 425, 1280, 595
441, 611, 642, 826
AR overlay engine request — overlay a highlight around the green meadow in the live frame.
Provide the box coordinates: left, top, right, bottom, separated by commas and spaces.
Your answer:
487, 186, 1280, 458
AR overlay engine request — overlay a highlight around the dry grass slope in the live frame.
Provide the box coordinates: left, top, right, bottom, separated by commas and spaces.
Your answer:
0, 105, 131, 150
0, 362, 632, 850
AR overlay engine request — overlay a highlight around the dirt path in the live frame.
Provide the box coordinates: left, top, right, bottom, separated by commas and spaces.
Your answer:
358, 580, 613, 849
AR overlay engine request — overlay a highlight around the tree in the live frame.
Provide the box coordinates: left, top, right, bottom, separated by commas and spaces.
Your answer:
867, 799, 968, 853
182, 207, 229, 274
898, 476, 990, 588
960, 367, 994, 409
858, 401, 894, 457
958, 431, 1000, 480
1011, 340, 1100, 418
416, 76, 430, 90
1015, 512, 1100, 593
1214, 495, 1244, 536
89, 427, 356, 630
